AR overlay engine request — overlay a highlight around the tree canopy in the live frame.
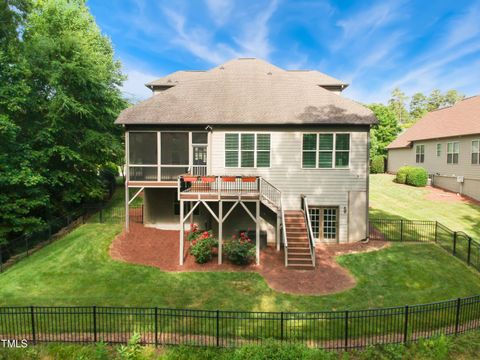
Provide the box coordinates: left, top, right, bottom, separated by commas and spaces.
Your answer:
0, 0, 126, 243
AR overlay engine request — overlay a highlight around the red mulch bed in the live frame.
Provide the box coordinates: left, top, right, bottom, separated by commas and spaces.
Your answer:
110, 223, 389, 295
425, 185, 480, 205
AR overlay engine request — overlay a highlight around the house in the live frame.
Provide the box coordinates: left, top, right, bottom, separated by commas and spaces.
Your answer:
387, 96, 480, 200
115, 58, 377, 268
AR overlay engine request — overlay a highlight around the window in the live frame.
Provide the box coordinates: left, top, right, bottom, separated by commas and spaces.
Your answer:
447, 142, 459, 164
415, 144, 425, 163
472, 140, 480, 165
225, 133, 271, 168
302, 133, 350, 169
436, 143, 442, 157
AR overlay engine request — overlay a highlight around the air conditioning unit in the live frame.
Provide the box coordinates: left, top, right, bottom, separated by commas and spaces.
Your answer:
457, 176, 464, 183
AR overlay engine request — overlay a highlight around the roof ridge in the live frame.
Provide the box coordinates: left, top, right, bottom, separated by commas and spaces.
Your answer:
428, 94, 479, 113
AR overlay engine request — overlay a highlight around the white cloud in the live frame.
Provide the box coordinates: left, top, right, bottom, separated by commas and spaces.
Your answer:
233, 0, 278, 59
205, 0, 234, 25
121, 66, 158, 103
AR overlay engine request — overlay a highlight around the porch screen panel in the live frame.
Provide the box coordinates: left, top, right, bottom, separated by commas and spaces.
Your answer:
335, 134, 350, 168
161, 132, 189, 165
302, 134, 317, 168
256, 134, 271, 167
225, 133, 239, 167
241, 134, 255, 167
129, 132, 157, 164
318, 134, 333, 168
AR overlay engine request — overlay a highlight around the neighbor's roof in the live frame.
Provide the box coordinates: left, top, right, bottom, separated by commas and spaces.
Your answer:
387, 95, 480, 149
116, 58, 376, 126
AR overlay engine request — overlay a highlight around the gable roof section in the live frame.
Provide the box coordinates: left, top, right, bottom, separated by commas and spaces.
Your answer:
116, 58, 376, 126
387, 96, 480, 149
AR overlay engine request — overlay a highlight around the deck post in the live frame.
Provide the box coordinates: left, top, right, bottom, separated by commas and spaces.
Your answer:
256, 200, 260, 265
125, 180, 129, 232
276, 213, 281, 251
218, 201, 223, 264
179, 199, 184, 265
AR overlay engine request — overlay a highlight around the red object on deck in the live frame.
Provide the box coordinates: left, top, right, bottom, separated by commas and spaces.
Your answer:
241, 177, 257, 183
221, 176, 237, 182
201, 176, 216, 183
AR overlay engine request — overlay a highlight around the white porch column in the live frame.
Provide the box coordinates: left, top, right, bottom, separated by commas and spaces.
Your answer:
256, 201, 260, 265
218, 201, 223, 264
125, 182, 129, 231
276, 213, 281, 251
179, 199, 184, 265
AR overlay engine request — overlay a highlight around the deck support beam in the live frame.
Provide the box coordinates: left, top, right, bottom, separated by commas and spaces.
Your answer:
218, 201, 223, 264
125, 180, 129, 232
256, 200, 260, 265
179, 199, 184, 265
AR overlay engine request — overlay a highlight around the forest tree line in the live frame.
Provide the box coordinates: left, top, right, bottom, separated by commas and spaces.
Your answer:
0, 0, 126, 243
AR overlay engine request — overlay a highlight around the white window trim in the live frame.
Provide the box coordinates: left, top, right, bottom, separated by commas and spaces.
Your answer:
224, 132, 271, 169
446, 141, 460, 165
415, 144, 425, 164
472, 140, 480, 165
301, 132, 351, 170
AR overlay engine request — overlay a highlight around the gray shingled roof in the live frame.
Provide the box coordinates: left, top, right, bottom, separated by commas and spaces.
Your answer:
116, 58, 376, 125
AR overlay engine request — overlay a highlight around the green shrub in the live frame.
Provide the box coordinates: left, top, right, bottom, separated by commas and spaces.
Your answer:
189, 230, 218, 263
395, 166, 412, 184
370, 155, 385, 174
224, 232, 256, 265
117, 332, 143, 360
405, 167, 428, 187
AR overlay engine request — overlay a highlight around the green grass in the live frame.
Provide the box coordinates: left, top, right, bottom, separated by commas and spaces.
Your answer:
0, 221, 479, 311
370, 174, 480, 238
3, 332, 480, 359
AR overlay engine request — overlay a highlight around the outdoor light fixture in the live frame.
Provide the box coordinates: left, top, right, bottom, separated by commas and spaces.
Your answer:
344, 206, 347, 214
205, 125, 213, 132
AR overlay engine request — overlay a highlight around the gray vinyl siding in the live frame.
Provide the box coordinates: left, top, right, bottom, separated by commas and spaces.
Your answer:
387, 134, 480, 200
209, 126, 369, 243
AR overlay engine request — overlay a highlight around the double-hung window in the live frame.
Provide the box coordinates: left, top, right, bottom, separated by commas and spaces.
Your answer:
225, 133, 271, 168
472, 140, 480, 165
447, 142, 459, 164
436, 143, 441, 157
415, 144, 425, 163
302, 133, 350, 169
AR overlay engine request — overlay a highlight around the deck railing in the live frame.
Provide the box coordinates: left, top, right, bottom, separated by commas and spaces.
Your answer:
179, 175, 260, 199
301, 195, 316, 268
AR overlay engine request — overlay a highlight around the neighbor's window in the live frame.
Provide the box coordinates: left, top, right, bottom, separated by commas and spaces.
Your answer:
415, 144, 425, 163
436, 143, 442, 157
302, 133, 350, 169
225, 133, 271, 168
447, 142, 459, 164
472, 140, 480, 165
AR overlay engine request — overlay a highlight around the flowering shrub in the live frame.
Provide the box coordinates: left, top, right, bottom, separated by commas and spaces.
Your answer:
224, 232, 255, 265
187, 223, 201, 242
189, 230, 218, 264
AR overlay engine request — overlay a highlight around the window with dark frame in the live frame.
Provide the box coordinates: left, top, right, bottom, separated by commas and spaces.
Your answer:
436, 143, 441, 157
224, 133, 271, 168
302, 133, 350, 169
415, 144, 425, 163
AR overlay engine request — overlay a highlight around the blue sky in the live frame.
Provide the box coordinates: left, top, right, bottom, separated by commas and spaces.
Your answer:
87, 0, 480, 104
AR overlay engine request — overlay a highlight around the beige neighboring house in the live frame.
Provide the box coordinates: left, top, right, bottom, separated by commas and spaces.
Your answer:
387, 95, 480, 200
115, 58, 377, 268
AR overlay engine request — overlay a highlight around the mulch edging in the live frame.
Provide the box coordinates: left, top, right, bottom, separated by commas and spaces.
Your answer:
110, 223, 389, 296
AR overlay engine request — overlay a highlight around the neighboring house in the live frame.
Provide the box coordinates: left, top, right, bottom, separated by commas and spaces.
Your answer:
387, 95, 480, 200
115, 58, 377, 268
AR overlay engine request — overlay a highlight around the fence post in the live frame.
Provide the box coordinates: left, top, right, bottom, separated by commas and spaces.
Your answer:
453, 232, 457, 255
215, 310, 220, 347
403, 305, 409, 344
30, 306, 36, 345
99, 209, 104, 224
0, 246, 3, 273
280, 312, 284, 342
93, 306, 97, 342
25, 235, 29, 257
400, 220, 404, 242
154, 307, 158, 347
344, 310, 349, 351
468, 237, 472, 265
455, 298, 461, 335
434, 221, 438, 243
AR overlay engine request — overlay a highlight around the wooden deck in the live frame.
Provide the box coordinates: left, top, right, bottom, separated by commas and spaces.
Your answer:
127, 181, 177, 188
179, 190, 260, 201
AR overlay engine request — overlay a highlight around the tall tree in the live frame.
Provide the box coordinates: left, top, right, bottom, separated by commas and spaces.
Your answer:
368, 104, 402, 158
409, 92, 428, 122
388, 87, 410, 125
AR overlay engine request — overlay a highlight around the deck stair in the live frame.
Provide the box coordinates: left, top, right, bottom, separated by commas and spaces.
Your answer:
284, 210, 315, 269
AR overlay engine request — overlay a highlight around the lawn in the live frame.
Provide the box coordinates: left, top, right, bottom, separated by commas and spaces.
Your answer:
370, 174, 480, 238
0, 220, 479, 311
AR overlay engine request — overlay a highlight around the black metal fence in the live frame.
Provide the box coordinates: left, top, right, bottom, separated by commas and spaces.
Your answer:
1, 296, 480, 350
0, 205, 142, 273
369, 219, 480, 272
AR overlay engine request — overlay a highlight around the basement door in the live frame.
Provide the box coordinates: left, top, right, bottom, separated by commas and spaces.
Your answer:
309, 207, 338, 242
